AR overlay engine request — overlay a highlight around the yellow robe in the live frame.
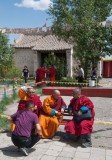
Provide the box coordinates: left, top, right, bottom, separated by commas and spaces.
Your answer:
39, 96, 59, 138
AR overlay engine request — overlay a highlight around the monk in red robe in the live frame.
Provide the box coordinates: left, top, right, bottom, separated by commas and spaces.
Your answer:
39, 67, 48, 81
39, 90, 66, 138
11, 87, 42, 132
36, 66, 48, 86
49, 65, 56, 85
18, 87, 42, 116
35, 68, 40, 83
64, 88, 95, 148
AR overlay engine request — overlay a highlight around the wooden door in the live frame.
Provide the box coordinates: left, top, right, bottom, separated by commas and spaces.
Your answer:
103, 61, 112, 78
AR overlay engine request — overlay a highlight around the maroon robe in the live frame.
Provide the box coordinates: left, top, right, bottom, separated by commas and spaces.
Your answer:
51, 96, 66, 112
65, 95, 95, 136
18, 94, 42, 116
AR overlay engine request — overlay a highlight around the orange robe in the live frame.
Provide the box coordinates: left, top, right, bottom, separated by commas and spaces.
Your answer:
39, 96, 66, 138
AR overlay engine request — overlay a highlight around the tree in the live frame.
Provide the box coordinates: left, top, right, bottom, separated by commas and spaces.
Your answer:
0, 33, 14, 77
48, 0, 112, 78
44, 53, 66, 80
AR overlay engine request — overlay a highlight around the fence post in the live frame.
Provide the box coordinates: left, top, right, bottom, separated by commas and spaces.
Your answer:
4, 86, 7, 98
7, 80, 10, 87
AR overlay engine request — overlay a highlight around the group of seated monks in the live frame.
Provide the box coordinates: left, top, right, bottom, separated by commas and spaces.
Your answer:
10, 86, 95, 150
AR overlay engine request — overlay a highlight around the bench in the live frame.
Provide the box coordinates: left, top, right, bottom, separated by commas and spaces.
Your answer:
60, 109, 72, 125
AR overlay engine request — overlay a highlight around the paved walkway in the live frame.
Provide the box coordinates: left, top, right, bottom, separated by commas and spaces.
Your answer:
0, 133, 112, 160
0, 95, 112, 159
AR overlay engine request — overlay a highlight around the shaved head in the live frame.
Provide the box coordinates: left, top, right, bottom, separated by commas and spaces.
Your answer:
73, 88, 81, 95
53, 90, 60, 95
52, 90, 60, 99
72, 88, 81, 99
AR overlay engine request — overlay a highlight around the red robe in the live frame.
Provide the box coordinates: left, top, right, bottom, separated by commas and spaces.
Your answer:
49, 66, 56, 85
35, 68, 40, 83
65, 95, 95, 136
18, 94, 42, 116
39, 67, 48, 82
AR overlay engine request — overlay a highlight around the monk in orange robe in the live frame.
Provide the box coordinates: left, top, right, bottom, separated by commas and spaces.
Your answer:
39, 90, 66, 138
49, 65, 56, 85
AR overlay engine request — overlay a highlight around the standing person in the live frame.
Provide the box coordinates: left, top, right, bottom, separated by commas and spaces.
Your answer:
49, 65, 56, 85
8, 101, 42, 156
78, 65, 84, 83
38, 66, 48, 86
39, 90, 66, 138
35, 67, 40, 83
39, 66, 48, 82
91, 67, 97, 80
22, 66, 29, 84
64, 88, 95, 148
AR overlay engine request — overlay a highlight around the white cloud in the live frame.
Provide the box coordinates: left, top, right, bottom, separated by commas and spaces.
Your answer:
14, 0, 53, 11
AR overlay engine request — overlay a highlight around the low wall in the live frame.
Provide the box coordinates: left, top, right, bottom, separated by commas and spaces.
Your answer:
42, 87, 112, 97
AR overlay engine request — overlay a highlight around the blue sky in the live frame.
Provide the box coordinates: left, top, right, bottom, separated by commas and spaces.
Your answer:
0, 0, 112, 43
0, 0, 52, 43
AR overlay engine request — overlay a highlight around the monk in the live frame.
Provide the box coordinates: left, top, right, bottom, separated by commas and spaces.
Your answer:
18, 86, 42, 116
11, 86, 42, 132
49, 65, 56, 85
39, 90, 66, 138
64, 88, 95, 148
35, 68, 40, 83
35, 66, 48, 86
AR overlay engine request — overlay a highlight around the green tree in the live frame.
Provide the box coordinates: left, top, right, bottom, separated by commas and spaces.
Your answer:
48, 0, 112, 78
44, 53, 66, 80
0, 33, 14, 77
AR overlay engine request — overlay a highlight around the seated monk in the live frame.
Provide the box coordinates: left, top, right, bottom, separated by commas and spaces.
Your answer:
64, 88, 95, 148
11, 86, 42, 132
39, 90, 66, 138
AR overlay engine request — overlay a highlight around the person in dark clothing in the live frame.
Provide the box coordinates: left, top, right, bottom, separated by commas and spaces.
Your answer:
77, 65, 84, 83
22, 66, 29, 83
8, 101, 42, 156
91, 67, 97, 80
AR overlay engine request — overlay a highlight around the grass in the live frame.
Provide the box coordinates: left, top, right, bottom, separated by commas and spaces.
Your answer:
0, 94, 18, 114
0, 93, 18, 132
0, 86, 43, 133
0, 116, 10, 132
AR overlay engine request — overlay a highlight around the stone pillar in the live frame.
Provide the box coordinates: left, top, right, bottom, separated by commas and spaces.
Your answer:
33, 51, 41, 74
66, 48, 73, 77
97, 60, 103, 77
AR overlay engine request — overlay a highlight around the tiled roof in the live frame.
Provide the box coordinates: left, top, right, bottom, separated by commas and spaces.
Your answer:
13, 34, 73, 51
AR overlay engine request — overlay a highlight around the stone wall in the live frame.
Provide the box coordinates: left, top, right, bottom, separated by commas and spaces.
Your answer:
14, 48, 34, 75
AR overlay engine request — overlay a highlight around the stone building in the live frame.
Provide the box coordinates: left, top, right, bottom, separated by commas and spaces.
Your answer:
13, 32, 75, 77
12, 25, 112, 78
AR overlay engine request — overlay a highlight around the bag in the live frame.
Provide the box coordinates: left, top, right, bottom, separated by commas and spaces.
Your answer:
74, 109, 92, 123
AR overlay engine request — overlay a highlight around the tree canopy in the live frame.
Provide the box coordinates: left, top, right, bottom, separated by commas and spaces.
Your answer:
48, 0, 112, 78
0, 33, 14, 77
